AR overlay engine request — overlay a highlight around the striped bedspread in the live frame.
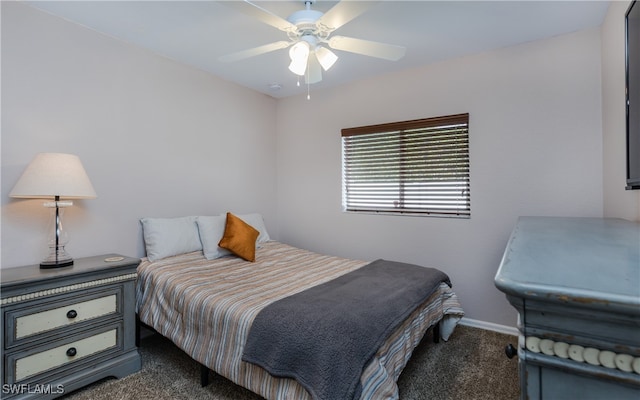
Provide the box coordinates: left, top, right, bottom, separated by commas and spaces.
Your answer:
135, 241, 464, 400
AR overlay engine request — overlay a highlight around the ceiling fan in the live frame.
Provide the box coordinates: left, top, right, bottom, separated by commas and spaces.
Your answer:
219, 0, 406, 85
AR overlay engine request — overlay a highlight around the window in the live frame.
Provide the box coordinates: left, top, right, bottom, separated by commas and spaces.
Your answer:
341, 113, 470, 218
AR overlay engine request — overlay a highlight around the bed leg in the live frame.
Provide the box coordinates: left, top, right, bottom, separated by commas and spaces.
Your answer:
433, 321, 440, 344
201, 364, 210, 387
135, 315, 140, 347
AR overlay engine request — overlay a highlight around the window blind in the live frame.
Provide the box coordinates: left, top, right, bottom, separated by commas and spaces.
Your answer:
341, 113, 470, 218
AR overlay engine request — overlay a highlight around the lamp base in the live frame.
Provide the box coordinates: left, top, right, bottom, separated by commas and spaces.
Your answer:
40, 259, 74, 269
40, 197, 74, 269
40, 243, 74, 269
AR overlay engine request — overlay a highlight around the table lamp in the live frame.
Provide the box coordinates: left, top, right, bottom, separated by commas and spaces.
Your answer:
9, 153, 97, 268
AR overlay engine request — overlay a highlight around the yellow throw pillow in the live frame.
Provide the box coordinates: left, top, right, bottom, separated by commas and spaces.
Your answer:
218, 212, 259, 262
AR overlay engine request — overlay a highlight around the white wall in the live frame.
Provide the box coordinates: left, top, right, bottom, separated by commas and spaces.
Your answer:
602, 0, 640, 221
276, 28, 604, 327
1, 2, 278, 268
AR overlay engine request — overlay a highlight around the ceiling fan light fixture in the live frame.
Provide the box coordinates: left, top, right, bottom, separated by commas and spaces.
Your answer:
315, 46, 338, 71
306, 54, 323, 84
288, 41, 310, 76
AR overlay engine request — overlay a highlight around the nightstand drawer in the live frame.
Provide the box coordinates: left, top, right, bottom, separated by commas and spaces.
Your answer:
5, 287, 123, 348
15, 295, 117, 340
14, 328, 118, 381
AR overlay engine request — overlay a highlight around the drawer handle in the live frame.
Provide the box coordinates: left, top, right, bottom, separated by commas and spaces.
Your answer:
505, 343, 517, 359
66, 347, 77, 357
66, 309, 78, 319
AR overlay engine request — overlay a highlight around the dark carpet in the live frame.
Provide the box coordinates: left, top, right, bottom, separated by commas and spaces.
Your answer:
62, 324, 519, 399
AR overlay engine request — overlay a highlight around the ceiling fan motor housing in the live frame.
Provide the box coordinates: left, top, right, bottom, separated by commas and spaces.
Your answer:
287, 8, 328, 41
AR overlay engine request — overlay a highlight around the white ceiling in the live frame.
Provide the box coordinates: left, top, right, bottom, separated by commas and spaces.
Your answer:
26, 1, 610, 98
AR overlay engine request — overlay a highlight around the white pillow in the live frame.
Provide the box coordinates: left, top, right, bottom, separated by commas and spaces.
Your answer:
233, 213, 271, 243
196, 215, 232, 260
140, 216, 202, 262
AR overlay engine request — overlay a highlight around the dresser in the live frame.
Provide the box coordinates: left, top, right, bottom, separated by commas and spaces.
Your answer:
495, 217, 640, 399
1, 255, 141, 399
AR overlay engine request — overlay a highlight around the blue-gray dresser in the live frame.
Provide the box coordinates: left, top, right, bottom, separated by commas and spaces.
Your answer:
1, 254, 141, 399
495, 217, 640, 399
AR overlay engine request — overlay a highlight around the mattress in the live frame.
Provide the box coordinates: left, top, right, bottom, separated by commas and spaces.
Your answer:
135, 241, 464, 399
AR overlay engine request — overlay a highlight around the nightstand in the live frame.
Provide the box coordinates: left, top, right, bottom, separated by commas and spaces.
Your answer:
1, 254, 141, 399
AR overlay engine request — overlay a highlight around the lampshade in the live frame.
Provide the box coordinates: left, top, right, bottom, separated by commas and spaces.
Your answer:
10, 153, 97, 199
306, 55, 322, 84
315, 46, 338, 71
288, 41, 310, 76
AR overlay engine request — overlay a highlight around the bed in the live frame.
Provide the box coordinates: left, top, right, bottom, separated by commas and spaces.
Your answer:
135, 214, 464, 400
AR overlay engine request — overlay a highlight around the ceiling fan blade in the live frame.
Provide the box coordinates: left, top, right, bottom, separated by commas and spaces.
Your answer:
305, 54, 323, 84
222, 0, 297, 32
328, 36, 406, 61
219, 41, 291, 62
317, 1, 379, 31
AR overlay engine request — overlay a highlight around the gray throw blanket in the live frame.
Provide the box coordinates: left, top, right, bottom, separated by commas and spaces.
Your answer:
242, 259, 451, 400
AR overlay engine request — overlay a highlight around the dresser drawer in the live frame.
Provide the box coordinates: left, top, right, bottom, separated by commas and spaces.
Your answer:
5, 323, 122, 384
528, 357, 640, 399
4, 287, 123, 349
523, 300, 640, 355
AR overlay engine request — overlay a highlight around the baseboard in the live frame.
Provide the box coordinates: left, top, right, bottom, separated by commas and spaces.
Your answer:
459, 317, 519, 336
